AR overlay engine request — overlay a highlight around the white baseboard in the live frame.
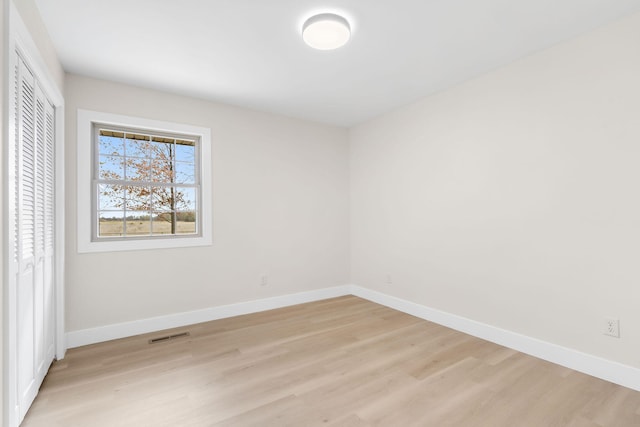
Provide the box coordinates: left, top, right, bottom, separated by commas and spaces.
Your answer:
65, 283, 640, 392
65, 285, 351, 349
349, 285, 640, 392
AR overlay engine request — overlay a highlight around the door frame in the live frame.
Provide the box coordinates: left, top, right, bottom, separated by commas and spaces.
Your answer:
3, 2, 65, 426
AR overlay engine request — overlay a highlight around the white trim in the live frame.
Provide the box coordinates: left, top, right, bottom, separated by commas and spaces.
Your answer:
64, 284, 640, 392
54, 106, 65, 359
349, 285, 640, 392
2, 2, 15, 424
66, 285, 351, 348
76, 109, 213, 253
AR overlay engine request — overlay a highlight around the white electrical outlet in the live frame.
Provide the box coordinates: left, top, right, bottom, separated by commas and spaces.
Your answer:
261, 275, 268, 286
386, 274, 392, 285
603, 317, 620, 338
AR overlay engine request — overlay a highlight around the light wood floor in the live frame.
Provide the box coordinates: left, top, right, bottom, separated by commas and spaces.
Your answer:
22, 296, 640, 427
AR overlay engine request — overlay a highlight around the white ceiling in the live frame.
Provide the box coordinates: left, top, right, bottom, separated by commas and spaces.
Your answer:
35, 0, 640, 127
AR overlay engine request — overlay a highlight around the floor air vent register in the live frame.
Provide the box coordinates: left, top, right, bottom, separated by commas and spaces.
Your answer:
148, 331, 191, 344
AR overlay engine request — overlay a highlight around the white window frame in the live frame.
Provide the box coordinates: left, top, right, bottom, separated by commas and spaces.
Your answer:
77, 110, 212, 253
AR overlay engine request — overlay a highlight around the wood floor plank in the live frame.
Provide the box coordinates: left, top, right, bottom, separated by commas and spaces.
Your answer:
20, 296, 640, 427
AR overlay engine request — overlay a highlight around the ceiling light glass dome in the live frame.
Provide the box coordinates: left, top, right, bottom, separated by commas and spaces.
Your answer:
302, 13, 351, 50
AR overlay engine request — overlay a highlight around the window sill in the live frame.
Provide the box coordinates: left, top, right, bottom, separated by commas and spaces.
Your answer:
77, 234, 212, 253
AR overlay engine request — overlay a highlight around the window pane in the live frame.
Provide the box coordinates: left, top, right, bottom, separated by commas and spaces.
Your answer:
175, 187, 196, 211
125, 186, 151, 211
125, 136, 150, 158
176, 211, 197, 234
150, 138, 173, 160
98, 155, 124, 180
151, 212, 174, 235
98, 211, 124, 237
98, 184, 124, 210
175, 140, 195, 163
126, 158, 151, 182
175, 162, 195, 184
151, 187, 173, 211
148, 157, 174, 183
99, 134, 124, 156
125, 214, 151, 236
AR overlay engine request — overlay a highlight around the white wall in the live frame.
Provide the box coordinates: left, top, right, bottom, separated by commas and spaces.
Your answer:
350, 12, 640, 368
64, 74, 350, 333
12, 0, 63, 91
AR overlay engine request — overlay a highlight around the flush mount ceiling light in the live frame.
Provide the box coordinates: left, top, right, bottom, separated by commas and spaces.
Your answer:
302, 13, 351, 50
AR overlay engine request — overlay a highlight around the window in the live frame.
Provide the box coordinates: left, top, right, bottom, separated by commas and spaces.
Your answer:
96, 127, 199, 238
77, 110, 212, 252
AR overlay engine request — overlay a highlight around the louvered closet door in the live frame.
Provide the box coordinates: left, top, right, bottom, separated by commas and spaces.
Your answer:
13, 53, 56, 422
